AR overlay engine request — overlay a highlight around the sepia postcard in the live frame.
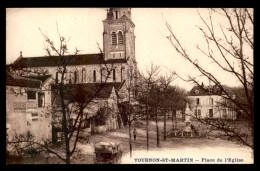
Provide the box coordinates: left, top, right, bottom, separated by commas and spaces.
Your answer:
6, 8, 254, 164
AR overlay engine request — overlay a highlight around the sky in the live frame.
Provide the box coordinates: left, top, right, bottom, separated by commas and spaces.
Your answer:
6, 8, 251, 91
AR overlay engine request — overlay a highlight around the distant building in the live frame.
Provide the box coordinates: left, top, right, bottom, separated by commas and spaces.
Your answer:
187, 84, 237, 120
6, 71, 52, 142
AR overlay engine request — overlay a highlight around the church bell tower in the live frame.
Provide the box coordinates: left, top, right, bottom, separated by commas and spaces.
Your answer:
103, 8, 136, 62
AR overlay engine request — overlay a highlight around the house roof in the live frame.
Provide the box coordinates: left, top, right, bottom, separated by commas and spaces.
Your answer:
24, 75, 52, 84
12, 53, 127, 68
188, 85, 225, 96
6, 71, 42, 89
51, 82, 122, 101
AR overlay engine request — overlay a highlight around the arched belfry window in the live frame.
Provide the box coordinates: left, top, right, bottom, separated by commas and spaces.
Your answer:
118, 31, 123, 45
112, 32, 117, 45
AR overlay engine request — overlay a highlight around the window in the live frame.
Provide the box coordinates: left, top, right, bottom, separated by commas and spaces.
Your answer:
57, 132, 64, 142
196, 98, 200, 105
58, 73, 61, 83
38, 92, 45, 107
209, 98, 213, 105
69, 118, 74, 128
93, 70, 96, 82
112, 32, 117, 45
82, 69, 86, 83
118, 31, 123, 45
55, 72, 62, 84
101, 69, 103, 82
64, 72, 68, 83
31, 113, 38, 117
74, 71, 78, 83
223, 98, 228, 105
85, 119, 91, 128
69, 73, 72, 84
198, 109, 201, 116
222, 109, 227, 118
31, 113, 38, 122
209, 109, 213, 118
194, 109, 201, 117
134, 88, 138, 98
113, 69, 116, 81
55, 72, 58, 84
101, 69, 105, 82
27, 91, 36, 100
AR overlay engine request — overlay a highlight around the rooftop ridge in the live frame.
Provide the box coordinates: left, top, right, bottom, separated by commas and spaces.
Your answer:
16, 53, 103, 59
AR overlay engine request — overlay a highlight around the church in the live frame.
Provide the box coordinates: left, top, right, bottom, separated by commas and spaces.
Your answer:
7, 8, 138, 142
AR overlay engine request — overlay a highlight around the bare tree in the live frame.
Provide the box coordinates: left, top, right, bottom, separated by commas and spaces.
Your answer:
137, 63, 160, 151
149, 84, 161, 147
125, 63, 139, 158
166, 8, 253, 149
168, 86, 187, 130
158, 71, 176, 140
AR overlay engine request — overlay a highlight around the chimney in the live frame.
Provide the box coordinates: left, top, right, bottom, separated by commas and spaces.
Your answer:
20, 51, 23, 57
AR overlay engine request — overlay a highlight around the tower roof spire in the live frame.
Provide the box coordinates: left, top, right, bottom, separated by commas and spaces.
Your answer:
106, 8, 132, 20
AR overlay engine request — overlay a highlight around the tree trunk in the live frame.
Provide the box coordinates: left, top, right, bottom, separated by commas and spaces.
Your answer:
63, 119, 70, 164
156, 108, 160, 147
91, 119, 94, 135
128, 81, 132, 157
175, 110, 177, 129
163, 110, 166, 140
146, 92, 149, 151
60, 82, 70, 164
128, 121, 132, 158
64, 117, 70, 164
65, 148, 70, 164
182, 109, 185, 122
172, 110, 174, 130
146, 105, 149, 151
146, 114, 149, 151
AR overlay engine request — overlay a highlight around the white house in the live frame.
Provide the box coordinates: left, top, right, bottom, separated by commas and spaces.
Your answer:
187, 84, 237, 120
